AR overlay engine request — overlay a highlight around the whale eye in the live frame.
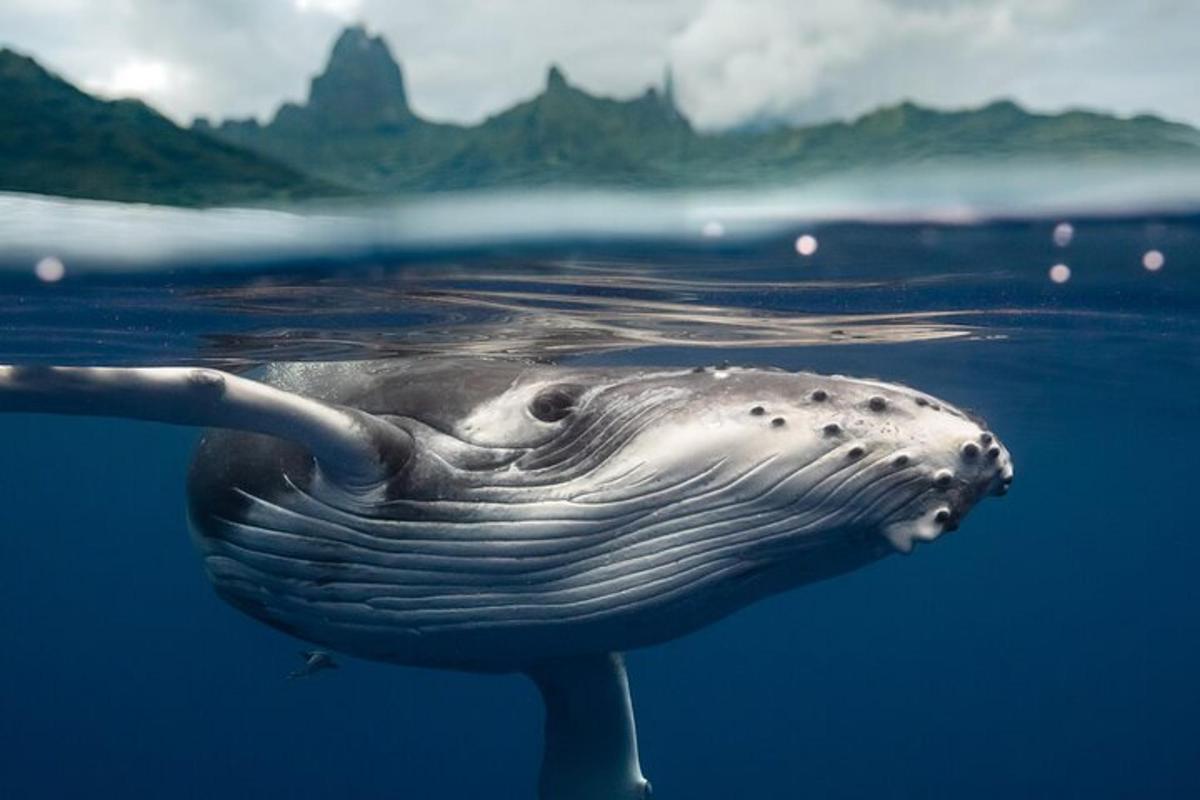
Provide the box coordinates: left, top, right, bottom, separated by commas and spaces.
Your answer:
530, 385, 580, 422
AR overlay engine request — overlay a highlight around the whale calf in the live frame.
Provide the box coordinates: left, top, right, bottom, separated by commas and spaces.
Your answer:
0, 358, 1013, 799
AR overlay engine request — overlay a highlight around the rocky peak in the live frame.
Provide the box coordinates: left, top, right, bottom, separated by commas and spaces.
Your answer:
284, 25, 413, 130
545, 64, 569, 93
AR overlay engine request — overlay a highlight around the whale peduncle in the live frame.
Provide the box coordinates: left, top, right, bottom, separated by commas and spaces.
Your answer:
528, 653, 651, 800
0, 365, 411, 490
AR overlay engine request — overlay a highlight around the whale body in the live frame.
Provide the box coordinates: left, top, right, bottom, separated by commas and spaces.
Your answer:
0, 358, 1013, 799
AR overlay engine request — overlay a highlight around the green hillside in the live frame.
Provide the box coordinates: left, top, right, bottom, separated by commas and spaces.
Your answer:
0, 48, 338, 205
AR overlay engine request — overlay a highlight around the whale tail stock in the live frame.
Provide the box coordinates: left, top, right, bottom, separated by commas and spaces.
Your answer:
0, 365, 410, 490
528, 652, 652, 800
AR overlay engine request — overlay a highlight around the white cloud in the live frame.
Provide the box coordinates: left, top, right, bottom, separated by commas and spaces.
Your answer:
294, 0, 363, 17
84, 59, 185, 102
667, 0, 886, 128
666, 0, 1079, 129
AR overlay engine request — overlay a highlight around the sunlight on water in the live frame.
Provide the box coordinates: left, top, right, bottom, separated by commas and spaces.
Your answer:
1052, 222, 1074, 247
33, 255, 65, 282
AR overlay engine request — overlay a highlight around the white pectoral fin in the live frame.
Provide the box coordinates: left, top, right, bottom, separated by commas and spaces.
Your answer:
0, 365, 410, 489
528, 653, 652, 800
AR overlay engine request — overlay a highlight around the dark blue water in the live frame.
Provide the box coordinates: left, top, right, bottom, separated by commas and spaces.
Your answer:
1, 205, 1198, 798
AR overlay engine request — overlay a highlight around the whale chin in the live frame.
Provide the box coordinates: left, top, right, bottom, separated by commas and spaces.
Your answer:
881, 516, 953, 554
878, 489, 984, 554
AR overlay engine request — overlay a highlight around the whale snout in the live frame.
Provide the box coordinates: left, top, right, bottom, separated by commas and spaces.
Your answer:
879, 413, 1014, 553
595, 369, 1014, 559
940, 431, 1014, 517
954, 430, 1015, 501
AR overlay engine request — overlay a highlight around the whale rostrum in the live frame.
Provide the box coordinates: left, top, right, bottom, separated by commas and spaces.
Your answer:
0, 358, 1014, 799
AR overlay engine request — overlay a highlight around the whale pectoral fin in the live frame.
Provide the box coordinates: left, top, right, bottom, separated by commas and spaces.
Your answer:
0, 365, 410, 490
527, 653, 652, 800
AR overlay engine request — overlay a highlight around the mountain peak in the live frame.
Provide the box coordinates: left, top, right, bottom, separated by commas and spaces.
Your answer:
980, 98, 1026, 117
546, 64, 569, 92
333, 24, 372, 50
281, 24, 413, 131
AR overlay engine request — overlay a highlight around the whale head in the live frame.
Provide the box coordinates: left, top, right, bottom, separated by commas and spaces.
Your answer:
441, 364, 1013, 555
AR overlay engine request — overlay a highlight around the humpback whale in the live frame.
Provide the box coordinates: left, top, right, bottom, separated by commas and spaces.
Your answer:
0, 358, 1013, 799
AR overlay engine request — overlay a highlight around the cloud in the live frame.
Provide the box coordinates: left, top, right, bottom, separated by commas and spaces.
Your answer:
83, 59, 194, 109
293, 0, 363, 18
666, 0, 1070, 129
1, 0, 1198, 130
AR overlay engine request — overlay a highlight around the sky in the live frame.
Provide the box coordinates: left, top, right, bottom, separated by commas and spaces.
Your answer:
0, 0, 1196, 131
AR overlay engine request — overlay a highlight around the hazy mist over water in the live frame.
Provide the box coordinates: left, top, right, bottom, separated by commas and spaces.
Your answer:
3, 162, 1200, 272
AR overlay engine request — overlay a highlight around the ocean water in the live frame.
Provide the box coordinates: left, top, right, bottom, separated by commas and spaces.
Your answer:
1, 191, 1198, 798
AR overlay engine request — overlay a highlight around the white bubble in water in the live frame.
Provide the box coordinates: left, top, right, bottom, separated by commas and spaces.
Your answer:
1049, 263, 1071, 284
794, 234, 818, 256
35, 256, 65, 283
701, 220, 725, 238
1142, 249, 1165, 271
1053, 222, 1074, 247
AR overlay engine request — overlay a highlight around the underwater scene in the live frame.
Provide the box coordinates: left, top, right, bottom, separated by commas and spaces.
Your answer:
3, 4, 1200, 799
1, 192, 1197, 798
